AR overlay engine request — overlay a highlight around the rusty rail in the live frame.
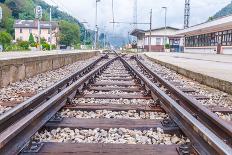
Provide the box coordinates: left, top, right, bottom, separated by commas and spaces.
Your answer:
0, 55, 107, 133
120, 57, 232, 155
134, 56, 232, 146
0, 56, 117, 155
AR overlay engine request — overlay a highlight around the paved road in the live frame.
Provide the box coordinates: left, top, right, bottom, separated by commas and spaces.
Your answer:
0, 50, 98, 60
145, 52, 232, 82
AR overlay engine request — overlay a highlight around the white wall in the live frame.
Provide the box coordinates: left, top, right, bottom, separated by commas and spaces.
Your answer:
184, 47, 217, 54
222, 47, 232, 54
145, 28, 177, 36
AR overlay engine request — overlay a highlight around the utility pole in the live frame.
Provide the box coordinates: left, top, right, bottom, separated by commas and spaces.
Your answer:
162, 7, 167, 50
95, 0, 101, 49
149, 9, 152, 52
49, 7, 52, 51
184, 0, 190, 29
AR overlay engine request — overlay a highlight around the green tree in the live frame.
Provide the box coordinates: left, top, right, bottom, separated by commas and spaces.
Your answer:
0, 31, 12, 49
0, 4, 14, 34
28, 33, 35, 44
5, 0, 35, 19
59, 20, 80, 46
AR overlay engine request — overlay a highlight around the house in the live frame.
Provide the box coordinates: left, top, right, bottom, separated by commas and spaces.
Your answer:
176, 15, 232, 54
14, 20, 59, 45
131, 27, 183, 52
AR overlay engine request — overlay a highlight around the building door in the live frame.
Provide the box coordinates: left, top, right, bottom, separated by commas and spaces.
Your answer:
216, 44, 221, 54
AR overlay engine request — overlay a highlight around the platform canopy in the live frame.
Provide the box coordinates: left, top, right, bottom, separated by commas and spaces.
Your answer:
130, 29, 145, 37
176, 15, 232, 36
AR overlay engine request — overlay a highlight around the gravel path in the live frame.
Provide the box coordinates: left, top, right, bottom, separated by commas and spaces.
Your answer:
60, 109, 168, 120
33, 127, 188, 145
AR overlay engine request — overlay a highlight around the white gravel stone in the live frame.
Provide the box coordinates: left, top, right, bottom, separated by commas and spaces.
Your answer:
73, 98, 156, 105
60, 109, 168, 120
33, 127, 188, 145
215, 112, 232, 122
84, 90, 140, 95
0, 105, 12, 115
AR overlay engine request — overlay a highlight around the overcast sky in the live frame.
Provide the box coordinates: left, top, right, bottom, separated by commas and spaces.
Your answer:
44, 0, 231, 37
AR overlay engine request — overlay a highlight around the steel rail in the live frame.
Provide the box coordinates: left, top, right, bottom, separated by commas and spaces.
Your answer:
0, 55, 107, 133
134, 56, 232, 145
120, 57, 232, 155
0, 56, 118, 155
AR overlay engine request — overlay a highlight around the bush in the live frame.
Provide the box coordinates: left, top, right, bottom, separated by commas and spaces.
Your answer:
165, 43, 170, 49
52, 44, 56, 50
74, 43, 81, 49
17, 40, 30, 50
42, 43, 50, 50
5, 44, 25, 51
0, 31, 12, 50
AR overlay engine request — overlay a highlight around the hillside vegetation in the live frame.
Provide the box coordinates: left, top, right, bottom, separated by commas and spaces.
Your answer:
0, 0, 93, 46
212, 2, 232, 19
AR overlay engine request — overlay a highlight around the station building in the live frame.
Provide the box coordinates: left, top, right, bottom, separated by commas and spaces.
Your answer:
131, 27, 183, 52
177, 15, 232, 54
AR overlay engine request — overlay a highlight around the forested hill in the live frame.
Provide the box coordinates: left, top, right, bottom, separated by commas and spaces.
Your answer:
212, 2, 232, 19
0, 0, 92, 44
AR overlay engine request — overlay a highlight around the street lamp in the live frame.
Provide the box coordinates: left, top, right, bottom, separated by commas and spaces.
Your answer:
35, 6, 43, 51
162, 7, 167, 51
95, 0, 101, 49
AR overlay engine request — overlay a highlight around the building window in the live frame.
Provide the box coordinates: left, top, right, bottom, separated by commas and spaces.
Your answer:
20, 28, 23, 33
156, 38, 161, 45
48, 37, 51, 42
19, 36, 23, 40
29, 28, 32, 34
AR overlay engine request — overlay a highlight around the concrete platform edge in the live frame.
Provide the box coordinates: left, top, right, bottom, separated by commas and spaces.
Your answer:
0, 51, 99, 88
145, 54, 232, 95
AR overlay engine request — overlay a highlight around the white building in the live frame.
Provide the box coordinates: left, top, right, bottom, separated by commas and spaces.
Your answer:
131, 27, 183, 52
14, 20, 59, 45
176, 15, 232, 54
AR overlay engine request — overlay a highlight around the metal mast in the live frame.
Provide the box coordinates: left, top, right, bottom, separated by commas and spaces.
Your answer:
133, 0, 138, 29
184, 0, 190, 29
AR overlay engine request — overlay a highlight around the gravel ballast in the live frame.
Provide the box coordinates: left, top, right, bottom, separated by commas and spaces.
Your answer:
60, 109, 168, 120
33, 127, 188, 145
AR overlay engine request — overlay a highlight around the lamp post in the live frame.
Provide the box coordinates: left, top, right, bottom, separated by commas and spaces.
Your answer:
95, 0, 101, 49
162, 7, 167, 51
35, 6, 43, 51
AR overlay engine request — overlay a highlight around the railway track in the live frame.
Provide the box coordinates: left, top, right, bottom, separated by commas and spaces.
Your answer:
0, 54, 231, 155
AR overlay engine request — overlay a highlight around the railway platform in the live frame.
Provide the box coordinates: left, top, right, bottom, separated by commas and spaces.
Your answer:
0, 50, 99, 87
145, 52, 232, 94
